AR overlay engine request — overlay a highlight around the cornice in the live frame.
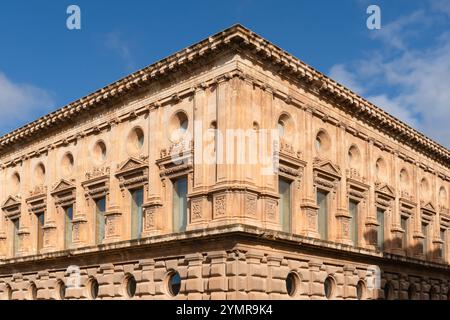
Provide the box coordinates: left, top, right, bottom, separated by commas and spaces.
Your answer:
0, 24, 448, 168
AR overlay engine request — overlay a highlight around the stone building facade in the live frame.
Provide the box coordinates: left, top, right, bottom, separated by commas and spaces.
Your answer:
0, 25, 449, 300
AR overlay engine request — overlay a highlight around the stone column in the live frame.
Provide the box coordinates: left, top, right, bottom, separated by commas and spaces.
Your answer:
42, 146, 57, 253
390, 151, 404, 254
365, 139, 379, 249
335, 124, 352, 245
432, 171, 443, 262
104, 120, 123, 243
300, 107, 319, 238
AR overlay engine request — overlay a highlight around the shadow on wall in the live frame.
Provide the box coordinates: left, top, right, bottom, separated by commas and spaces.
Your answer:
363, 229, 450, 300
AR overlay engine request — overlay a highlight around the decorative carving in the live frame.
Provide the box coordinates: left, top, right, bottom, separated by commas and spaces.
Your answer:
214, 195, 226, 217
346, 168, 366, 183
72, 224, 80, 241
115, 156, 149, 193
342, 219, 350, 238
144, 207, 155, 229
160, 140, 194, 159
106, 216, 115, 237
191, 199, 202, 220
85, 166, 110, 180
245, 195, 257, 216
265, 199, 277, 220
307, 210, 316, 230
29, 185, 47, 197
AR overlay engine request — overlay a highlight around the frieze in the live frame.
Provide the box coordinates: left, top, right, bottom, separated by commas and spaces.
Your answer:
85, 166, 110, 180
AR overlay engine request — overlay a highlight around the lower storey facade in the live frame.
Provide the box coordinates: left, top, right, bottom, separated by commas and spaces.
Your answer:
0, 225, 449, 300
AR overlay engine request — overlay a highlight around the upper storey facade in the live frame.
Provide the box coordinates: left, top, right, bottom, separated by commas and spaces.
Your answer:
0, 25, 449, 267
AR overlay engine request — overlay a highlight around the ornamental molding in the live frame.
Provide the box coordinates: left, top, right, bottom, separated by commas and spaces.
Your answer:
375, 182, 396, 199
115, 156, 149, 192
0, 25, 448, 168
2, 195, 21, 218
51, 179, 76, 207
313, 158, 341, 179
421, 201, 436, 214
51, 179, 76, 195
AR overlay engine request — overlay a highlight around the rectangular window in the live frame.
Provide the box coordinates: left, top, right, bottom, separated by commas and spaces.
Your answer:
278, 178, 292, 233
376, 208, 385, 250
422, 222, 429, 256
130, 188, 143, 239
349, 200, 359, 245
95, 197, 106, 244
64, 206, 73, 249
401, 216, 409, 249
36, 212, 45, 253
12, 218, 20, 256
440, 229, 446, 260
172, 177, 188, 232
317, 190, 328, 240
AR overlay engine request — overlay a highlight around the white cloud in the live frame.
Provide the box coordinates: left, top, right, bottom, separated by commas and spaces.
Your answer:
104, 32, 135, 71
328, 10, 450, 148
431, 0, 450, 17
0, 71, 54, 134
369, 10, 429, 50
329, 64, 367, 95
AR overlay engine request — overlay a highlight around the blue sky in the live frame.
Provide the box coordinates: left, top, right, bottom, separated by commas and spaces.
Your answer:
1, 0, 449, 147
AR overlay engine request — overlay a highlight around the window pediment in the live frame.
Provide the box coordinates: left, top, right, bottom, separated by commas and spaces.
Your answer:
51, 179, 76, 207
116, 156, 148, 174
115, 156, 149, 191
2, 195, 21, 218
313, 158, 341, 179
51, 179, 75, 195
347, 181, 368, 200
421, 201, 436, 214
400, 200, 415, 216
375, 182, 396, 199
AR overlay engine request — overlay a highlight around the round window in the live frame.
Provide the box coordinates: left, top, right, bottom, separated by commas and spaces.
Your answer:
168, 271, 181, 297
169, 112, 189, 142
93, 141, 107, 162
356, 280, 366, 300
408, 284, 416, 300
324, 277, 335, 299
278, 121, 285, 138
5, 284, 12, 300
58, 281, 66, 300
11, 172, 20, 193
315, 130, 331, 154
126, 275, 137, 298
35, 163, 46, 184
286, 272, 299, 297
61, 153, 74, 176
127, 127, 145, 154
90, 278, 99, 300
29, 283, 37, 300
384, 282, 394, 300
